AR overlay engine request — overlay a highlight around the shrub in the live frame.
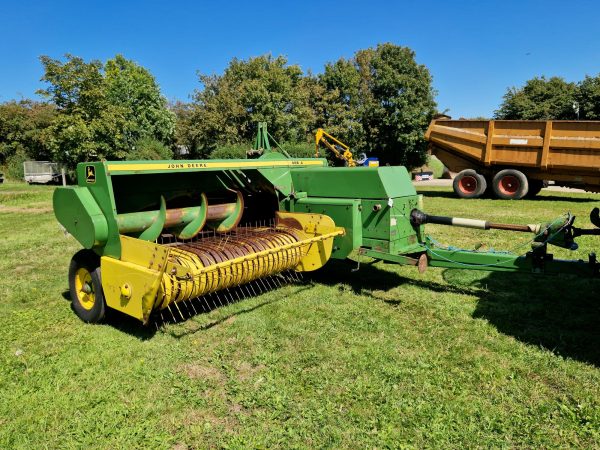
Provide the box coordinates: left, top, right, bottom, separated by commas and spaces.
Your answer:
209, 141, 315, 160
209, 144, 248, 159
427, 155, 446, 178
128, 137, 173, 160
5, 149, 28, 180
279, 142, 314, 158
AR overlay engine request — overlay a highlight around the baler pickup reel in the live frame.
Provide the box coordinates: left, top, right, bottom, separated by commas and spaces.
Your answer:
103, 211, 343, 324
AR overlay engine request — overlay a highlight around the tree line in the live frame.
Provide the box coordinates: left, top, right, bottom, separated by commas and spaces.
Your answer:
0, 43, 438, 178
1, 44, 599, 180
1, 54, 176, 178
495, 75, 600, 120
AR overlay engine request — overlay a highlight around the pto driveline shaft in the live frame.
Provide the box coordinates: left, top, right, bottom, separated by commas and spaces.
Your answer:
410, 209, 539, 233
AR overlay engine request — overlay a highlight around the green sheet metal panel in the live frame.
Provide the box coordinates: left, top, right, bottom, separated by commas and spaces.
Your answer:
75, 162, 121, 257
361, 199, 392, 240
290, 166, 416, 199
291, 197, 362, 259
53, 186, 108, 249
257, 152, 327, 197
360, 195, 422, 252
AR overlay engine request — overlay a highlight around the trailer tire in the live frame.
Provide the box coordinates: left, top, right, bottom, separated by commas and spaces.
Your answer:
68, 249, 106, 323
525, 179, 544, 198
453, 169, 487, 199
492, 169, 529, 200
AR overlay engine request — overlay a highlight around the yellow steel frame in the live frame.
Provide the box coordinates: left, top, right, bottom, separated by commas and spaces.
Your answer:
99, 212, 344, 323
315, 128, 357, 167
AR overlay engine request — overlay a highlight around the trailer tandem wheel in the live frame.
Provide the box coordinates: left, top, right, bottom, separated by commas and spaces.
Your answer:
492, 169, 529, 200
525, 179, 544, 198
453, 169, 487, 199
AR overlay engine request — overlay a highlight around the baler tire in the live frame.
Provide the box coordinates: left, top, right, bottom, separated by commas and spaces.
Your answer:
492, 169, 529, 200
68, 250, 106, 323
453, 169, 487, 199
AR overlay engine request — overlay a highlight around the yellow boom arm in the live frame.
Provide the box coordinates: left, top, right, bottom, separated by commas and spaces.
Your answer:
315, 128, 357, 167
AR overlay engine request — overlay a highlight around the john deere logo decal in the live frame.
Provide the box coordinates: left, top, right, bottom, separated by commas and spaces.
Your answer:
86, 165, 96, 183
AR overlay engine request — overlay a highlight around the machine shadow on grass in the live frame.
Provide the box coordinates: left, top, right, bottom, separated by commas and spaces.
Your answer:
417, 189, 598, 203
310, 260, 600, 367
62, 290, 158, 340
308, 259, 475, 304
64, 278, 312, 340
164, 284, 314, 339
468, 270, 600, 367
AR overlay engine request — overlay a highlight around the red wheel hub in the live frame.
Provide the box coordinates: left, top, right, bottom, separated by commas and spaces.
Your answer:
498, 175, 520, 195
458, 175, 478, 194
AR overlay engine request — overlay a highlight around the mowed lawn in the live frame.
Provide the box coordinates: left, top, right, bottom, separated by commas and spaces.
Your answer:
0, 181, 599, 449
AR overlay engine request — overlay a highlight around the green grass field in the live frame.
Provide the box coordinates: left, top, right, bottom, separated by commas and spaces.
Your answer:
1, 181, 599, 448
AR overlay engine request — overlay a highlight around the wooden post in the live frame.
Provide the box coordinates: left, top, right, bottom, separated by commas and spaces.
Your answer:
61, 168, 66, 186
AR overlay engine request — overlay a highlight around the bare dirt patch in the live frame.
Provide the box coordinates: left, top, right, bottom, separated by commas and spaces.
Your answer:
181, 408, 239, 432
236, 361, 265, 382
180, 363, 225, 382
14, 265, 34, 274
171, 443, 188, 450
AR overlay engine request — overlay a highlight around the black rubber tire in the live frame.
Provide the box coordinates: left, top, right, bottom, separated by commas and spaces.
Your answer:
453, 169, 487, 199
525, 179, 544, 198
68, 249, 106, 323
492, 169, 529, 200
483, 174, 495, 198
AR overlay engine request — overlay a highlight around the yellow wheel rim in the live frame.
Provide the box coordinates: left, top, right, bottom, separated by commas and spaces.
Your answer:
74, 267, 95, 310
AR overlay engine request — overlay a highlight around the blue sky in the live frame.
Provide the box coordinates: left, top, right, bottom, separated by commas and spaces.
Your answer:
1, 0, 598, 118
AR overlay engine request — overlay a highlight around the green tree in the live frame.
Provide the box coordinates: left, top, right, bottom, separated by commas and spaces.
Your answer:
576, 74, 600, 119
0, 100, 56, 178
495, 76, 578, 120
129, 137, 173, 160
38, 55, 104, 114
104, 55, 175, 145
171, 100, 202, 157
0, 100, 56, 164
316, 58, 366, 151
190, 55, 315, 154
38, 54, 175, 169
318, 43, 437, 167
